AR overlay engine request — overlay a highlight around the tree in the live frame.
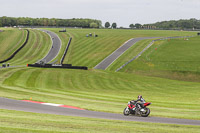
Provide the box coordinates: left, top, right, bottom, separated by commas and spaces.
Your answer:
135, 23, 142, 29
43, 18, 49, 26
90, 22, 98, 28
111, 22, 117, 29
105, 22, 110, 28
129, 24, 134, 29
17, 17, 26, 26
1, 16, 8, 26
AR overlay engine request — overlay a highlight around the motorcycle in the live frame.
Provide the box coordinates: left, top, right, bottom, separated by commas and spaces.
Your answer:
123, 101, 151, 117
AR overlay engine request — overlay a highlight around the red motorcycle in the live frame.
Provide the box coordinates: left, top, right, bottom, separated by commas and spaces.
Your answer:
123, 101, 151, 117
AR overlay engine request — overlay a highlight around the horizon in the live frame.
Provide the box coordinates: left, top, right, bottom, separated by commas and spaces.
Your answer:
0, 16, 199, 28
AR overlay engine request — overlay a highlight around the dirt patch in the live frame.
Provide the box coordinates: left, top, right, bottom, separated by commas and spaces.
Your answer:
0, 30, 4, 32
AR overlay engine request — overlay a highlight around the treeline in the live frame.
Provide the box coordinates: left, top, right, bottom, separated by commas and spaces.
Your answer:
0, 16, 102, 28
130, 18, 200, 30
148, 18, 200, 30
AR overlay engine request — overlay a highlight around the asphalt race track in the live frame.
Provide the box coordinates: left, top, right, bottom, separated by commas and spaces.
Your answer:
0, 97, 199, 126
94, 37, 159, 70
37, 29, 61, 63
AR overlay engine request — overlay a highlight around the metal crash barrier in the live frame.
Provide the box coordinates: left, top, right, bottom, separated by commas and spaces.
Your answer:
27, 63, 88, 70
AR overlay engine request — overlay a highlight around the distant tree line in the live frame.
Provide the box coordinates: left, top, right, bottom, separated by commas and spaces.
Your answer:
0, 16, 102, 28
129, 23, 142, 29
148, 18, 200, 30
129, 18, 200, 30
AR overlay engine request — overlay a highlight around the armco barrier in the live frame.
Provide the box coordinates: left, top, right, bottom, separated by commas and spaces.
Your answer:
27, 63, 88, 70
0, 29, 30, 64
60, 37, 72, 64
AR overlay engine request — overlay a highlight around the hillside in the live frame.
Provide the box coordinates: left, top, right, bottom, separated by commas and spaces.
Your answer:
0, 28, 26, 61
63, 29, 195, 68
0, 29, 52, 66
120, 36, 200, 82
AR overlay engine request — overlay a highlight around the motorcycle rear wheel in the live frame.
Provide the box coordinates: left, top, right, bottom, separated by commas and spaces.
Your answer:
141, 108, 150, 117
123, 107, 130, 116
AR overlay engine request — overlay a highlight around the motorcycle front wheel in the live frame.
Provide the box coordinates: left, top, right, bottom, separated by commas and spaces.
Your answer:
123, 107, 130, 116
141, 108, 150, 117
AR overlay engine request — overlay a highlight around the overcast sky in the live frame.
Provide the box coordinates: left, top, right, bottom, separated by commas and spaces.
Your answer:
1, 0, 200, 27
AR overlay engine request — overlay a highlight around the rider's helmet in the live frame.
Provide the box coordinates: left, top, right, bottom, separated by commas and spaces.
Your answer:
138, 95, 142, 99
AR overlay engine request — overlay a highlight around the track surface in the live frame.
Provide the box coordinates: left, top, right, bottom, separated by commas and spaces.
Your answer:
0, 97, 199, 126
37, 29, 61, 63
94, 37, 159, 70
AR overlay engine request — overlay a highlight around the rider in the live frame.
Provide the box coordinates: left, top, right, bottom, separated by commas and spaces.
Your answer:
136, 95, 146, 109
136, 95, 146, 103
130, 95, 146, 108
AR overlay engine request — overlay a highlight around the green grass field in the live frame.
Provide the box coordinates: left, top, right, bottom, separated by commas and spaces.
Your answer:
0, 28, 26, 61
0, 28, 199, 132
0, 29, 52, 66
119, 36, 200, 82
0, 109, 199, 133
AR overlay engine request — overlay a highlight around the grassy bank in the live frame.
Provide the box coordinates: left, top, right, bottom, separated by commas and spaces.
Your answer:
120, 36, 200, 82
0, 28, 26, 61
1, 29, 52, 66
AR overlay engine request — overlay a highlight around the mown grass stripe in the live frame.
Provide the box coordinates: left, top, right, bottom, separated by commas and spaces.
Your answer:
0, 28, 25, 60
3, 29, 51, 66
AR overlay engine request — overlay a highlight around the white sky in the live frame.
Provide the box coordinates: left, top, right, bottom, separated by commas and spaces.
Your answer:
1, 0, 200, 27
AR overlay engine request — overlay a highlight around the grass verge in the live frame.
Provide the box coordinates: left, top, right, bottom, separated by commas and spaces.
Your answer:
0, 109, 199, 133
